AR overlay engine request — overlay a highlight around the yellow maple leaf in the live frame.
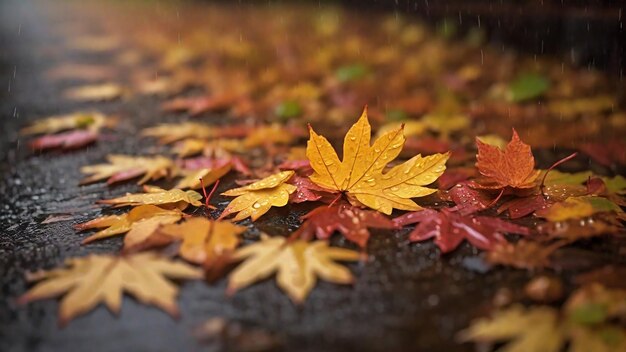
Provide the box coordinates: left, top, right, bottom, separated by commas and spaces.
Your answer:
98, 186, 203, 210
76, 205, 184, 245
220, 171, 296, 221
227, 235, 359, 303
306, 107, 449, 214
18, 252, 202, 326
80, 155, 173, 185
157, 217, 246, 265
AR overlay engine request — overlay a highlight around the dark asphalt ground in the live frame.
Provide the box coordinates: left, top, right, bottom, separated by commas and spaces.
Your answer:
1, 1, 625, 352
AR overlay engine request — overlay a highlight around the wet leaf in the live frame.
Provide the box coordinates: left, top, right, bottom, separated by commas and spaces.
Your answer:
30, 130, 99, 151
475, 128, 540, 189
154, 218, 246, 265
307, 107, 449, 214
81, 155, 173, 185
98, 186, 203, 210
394, 208, 530, 253
220, 171, 296, 221
227, 235, 359, 303
18, 252, 202, 326
76, 205, 184, 244
536, 196, 622, 222
296, 202, 398, 248
174, 161, 231, 190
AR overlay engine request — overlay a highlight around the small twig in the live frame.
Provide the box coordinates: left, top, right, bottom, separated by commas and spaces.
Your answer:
200, 177, 220, 211
327, 192, 343, 207
485, 188, 505, 209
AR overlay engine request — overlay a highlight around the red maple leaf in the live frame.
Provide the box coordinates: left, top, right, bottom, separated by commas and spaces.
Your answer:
295, 203, 398, 248
474, 128, 540, 189
393, 208, 530, 253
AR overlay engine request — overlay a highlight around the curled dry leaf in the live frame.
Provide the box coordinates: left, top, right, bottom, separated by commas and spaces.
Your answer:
63, 83, 124, 101
474, 128, 540, 189
227, 235, 359, 303
394, 208, 530, 253
220, 171, 296, 221
295, 202, 398, 248
18, 252, 202, 326
307, 107, 449, 214
154, 217, 246, 265
80, 155, 173, 185
98, 186, 203, 210
75, 205, 184, 245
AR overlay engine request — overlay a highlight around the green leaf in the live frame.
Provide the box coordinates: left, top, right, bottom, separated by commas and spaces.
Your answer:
386, 109, 408, 122
507, 73, 550, 102
275, 101, 302, 120
570, 303, 607, 325
336, 64, 369, 83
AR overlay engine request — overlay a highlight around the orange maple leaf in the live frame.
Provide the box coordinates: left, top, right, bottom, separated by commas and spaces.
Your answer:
475, 128, 540, 189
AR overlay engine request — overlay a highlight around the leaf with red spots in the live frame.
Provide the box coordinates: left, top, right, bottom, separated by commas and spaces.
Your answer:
295, 202, 398, 248
474, 129, 540, 189
394, 208, 530, 253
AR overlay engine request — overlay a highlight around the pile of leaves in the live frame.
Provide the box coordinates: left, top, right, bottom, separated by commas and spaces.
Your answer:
14, 1, 626, 349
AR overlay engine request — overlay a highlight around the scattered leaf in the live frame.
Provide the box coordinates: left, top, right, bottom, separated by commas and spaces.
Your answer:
227, 235, 359, 303
220, 171, 296, 221
81, 155, 173, 185
394, 208, 530, 253
98, 186, 203, 209
296, 202, 398, 248
18, 252, 202, 326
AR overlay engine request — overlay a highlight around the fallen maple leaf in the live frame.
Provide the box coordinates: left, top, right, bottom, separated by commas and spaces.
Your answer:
227, 235, 359, 303
220, 171, 296, 221
394, 208, 530, 253
295, 202, 398, 248
98, 186, 203, 210
76, 205, 184, 245
154, 217, 246, 265
81, 155, 173, 185
474, 128, 540, 189
18, 252, 202, 326
307, 107, 449, 214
